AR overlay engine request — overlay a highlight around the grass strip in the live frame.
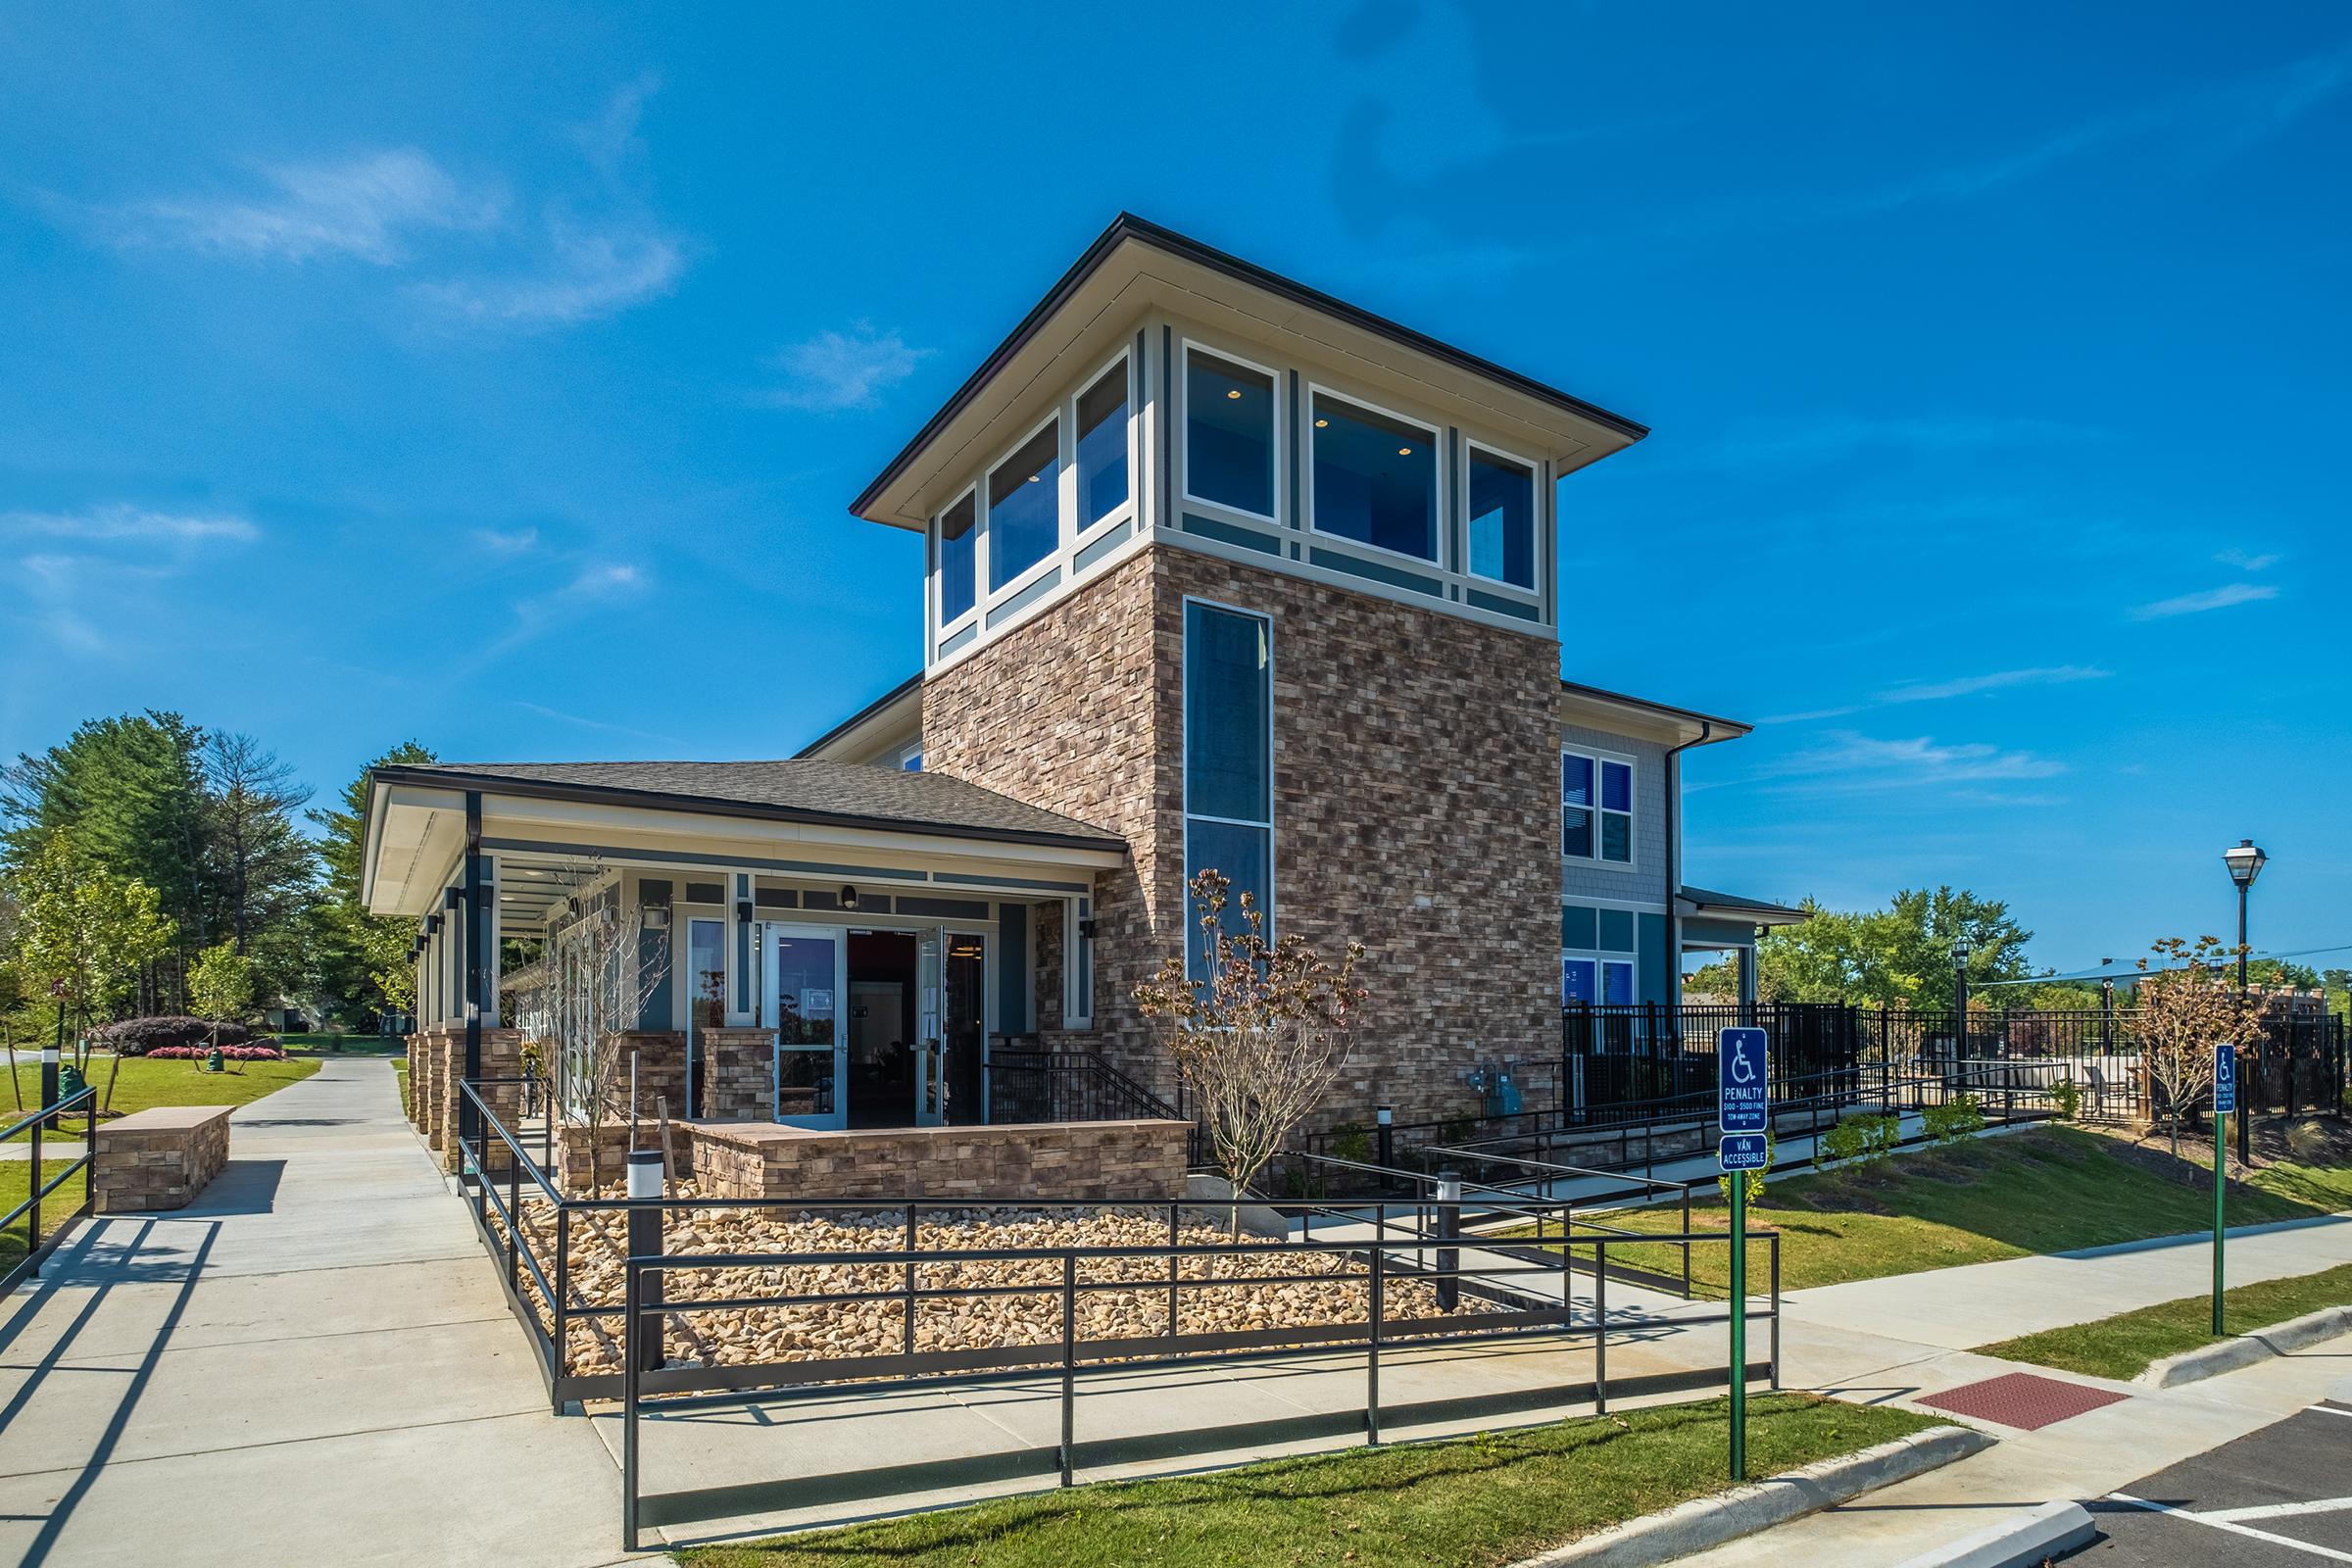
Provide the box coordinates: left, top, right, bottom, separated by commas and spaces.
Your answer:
1974, 1261, 2352, 1381
6, 1057, 319, 1142
1501, 1127, 2350, 1296
1, 1158, 84, 1260
679, 1394, 1937, 1568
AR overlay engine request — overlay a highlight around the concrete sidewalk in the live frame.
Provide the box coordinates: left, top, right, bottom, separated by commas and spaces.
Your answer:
0, 1058, 625, 1568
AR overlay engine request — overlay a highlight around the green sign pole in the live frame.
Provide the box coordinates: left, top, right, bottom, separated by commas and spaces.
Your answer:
1729, 1172, 1746, 1482
2212, 1104, 2227, 1337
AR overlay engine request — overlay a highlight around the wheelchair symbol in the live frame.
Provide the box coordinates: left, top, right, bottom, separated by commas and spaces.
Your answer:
1731, 1050, 1759, 1085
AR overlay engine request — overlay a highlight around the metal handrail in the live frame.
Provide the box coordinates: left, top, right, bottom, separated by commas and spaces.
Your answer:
3, 1085, 98, 1291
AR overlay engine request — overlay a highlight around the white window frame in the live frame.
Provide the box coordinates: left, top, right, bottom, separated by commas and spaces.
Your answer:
1061, 894, 1095, 1031
1461, 436, 1542, 594
1179, 595, 1277, 966
1560, 950, 1640, 1006
1562, 747, 1638, 870
931, 483, 981, 644
1072, 347, 1138, 544
1178, 337, 1285, 527
982, 404, 1067, 605
1304, 381, 1446, 569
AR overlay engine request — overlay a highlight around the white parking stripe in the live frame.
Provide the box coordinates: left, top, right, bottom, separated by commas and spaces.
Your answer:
2109, 1493, 2352, 1562
2206, 1497, 2352, 1525
2312, 1405, 2352, 1421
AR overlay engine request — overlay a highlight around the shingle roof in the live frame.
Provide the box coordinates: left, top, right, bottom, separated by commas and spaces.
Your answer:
375, 760, 1124, 849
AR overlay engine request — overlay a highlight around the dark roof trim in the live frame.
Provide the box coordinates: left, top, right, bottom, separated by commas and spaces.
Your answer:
1561, 678, 1750, 736
852, 213, 1649, 518
795, 672, 921, 760
368, 763, 1122, 854
1680, 885, 1811, 920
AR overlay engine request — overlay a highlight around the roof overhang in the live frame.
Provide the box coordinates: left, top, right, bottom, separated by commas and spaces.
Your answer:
1560, 681, 1750, 749
852, 213, 1648, 532
796, 674, 923, 762
360, 769, 1127, 923
1676, 886, 1811, 927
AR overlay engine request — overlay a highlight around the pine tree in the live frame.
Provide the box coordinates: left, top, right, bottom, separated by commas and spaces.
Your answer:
309, 741, 436, 1025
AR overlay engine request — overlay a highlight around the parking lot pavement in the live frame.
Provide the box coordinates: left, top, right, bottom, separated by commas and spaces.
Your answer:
2074, 1399, 2352, 1564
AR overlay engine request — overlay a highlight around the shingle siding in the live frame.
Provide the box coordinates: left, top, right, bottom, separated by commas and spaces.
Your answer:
1556, 721, 1669, 906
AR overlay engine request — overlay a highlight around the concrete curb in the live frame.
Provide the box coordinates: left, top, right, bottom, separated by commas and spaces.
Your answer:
1889, 1499, 2097, 1568
1505, 1424, 1993, 1568
2139, 1303, 2352, 1388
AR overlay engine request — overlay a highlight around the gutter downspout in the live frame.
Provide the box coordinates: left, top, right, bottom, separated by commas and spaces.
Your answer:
1661, 721, 1713, 1007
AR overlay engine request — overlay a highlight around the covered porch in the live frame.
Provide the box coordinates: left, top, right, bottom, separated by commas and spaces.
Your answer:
1675, 883, 1811, 1007
362, 760, 1141, 1163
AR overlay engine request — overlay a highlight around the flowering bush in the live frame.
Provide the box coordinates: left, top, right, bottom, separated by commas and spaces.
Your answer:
93, 1016, 255, 1055
140, 1043, 287, 1061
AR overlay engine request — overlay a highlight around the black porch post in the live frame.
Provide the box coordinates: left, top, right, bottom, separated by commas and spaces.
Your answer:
462, 791, 484, 1153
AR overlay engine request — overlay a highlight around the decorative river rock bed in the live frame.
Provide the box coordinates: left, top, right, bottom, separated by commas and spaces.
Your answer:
490, 1181, 1463, 1378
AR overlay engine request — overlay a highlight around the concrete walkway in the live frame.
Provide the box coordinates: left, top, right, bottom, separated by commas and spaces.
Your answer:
0, 1058, 625, 1568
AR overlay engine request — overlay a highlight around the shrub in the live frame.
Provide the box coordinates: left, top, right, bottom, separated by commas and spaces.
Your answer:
2286, 1119, 2332, 1162
139, 1043, 287, 1062
1716, 1128, 1775, 1204
1923, 1094, 1986, 1147
1820, 1112, 1899, 1169
2050, 1076, 2082, 1122
1327, 1123, 1374, 1166
92, 1016, 255, 1056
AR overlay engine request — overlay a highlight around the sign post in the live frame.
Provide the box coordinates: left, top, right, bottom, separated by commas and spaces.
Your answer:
1718, 1026, 1770, 1482
2212, 1041, 2236, 1336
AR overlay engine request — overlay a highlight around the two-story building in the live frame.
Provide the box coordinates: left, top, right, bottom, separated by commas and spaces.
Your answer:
364, 215, 1802, 1143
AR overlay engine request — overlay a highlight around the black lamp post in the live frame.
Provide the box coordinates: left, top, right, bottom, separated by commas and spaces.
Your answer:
2223, 839, 2266, 1162
1950, 939, 1972, 1054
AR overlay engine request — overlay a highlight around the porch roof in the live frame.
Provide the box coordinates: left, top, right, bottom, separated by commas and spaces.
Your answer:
375, 760, 1123, 848
1677, 884, 1811, 927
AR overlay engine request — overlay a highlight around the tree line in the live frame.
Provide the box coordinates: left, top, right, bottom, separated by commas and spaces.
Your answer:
0, 710, 432, 1046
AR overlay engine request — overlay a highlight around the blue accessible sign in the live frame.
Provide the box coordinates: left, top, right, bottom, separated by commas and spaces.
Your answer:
1719, 1133, 1770, 1171
2214, 1042, 2237, 1115
1718, 1026, 1769, 1135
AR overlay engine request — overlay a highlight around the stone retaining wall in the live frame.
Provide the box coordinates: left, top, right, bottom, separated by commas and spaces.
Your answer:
688, 1118, 1191, 1201
95, 1105, 232, 1212
698, 1029, 775, 1122
557, 1120, 697, 1193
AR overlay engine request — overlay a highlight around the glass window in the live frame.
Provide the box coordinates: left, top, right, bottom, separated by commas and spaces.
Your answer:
1185, 349, 1276, 517
1467, 447, 1536, 589
1311, 392, 1436, 562
900, 748, 922, 772
1075, 359, 1129, 528
1183, 601, 1274, 980
688, 918, 725, 1028
988, 418, 1060, 591
1600, 760, 1634, 864
939, 491, 976, 625
1561, 752, 1593, 858
1562, 956, 1596, 1006
1602, 960, 1637, 1005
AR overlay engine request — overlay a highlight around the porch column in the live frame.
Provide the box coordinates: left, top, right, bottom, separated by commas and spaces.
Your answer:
460, 792, 484, 1151
1738, 940, 1759, 1022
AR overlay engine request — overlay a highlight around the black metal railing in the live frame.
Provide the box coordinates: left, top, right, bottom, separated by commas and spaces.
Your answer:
985, 1050, 1188, 1126
3, 1085, 98, 1294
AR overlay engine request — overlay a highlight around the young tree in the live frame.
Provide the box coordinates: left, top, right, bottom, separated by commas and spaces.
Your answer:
188, 941, 257, 1055
1135, 869, 1365, 1235
7, 833, 176, 1060
544, 861, 671, 1188
2135, 935, 2253, 1158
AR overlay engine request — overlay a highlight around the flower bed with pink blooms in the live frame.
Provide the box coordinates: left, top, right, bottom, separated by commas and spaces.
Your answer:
137, 1043, 289, 1061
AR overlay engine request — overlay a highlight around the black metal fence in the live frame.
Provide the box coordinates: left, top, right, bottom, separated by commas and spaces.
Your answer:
2, 1086, 97, 1296
985, 1050, 1188, 1127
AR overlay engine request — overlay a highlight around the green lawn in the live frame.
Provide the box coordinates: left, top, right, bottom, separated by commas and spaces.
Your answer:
679, 1395, 1937, 1568
6, 1056, 319, 1141
1977, 1261, 2352, 1381
1, 1157, 84, 1261
275, 1032, 407, 1056
1504, 1126, 2352, 1298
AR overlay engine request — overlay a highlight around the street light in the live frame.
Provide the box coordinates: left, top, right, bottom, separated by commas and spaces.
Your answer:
1950, 939, 1972, 1056
2223, 839, 2267, 990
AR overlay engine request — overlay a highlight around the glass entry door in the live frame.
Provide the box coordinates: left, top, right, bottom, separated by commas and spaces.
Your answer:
760, 925, 846, 1129
911, 927, 987, 1126
913, 931, 945, 1126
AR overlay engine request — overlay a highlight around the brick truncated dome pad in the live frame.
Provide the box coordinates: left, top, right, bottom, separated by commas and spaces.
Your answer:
1919, 1371, 2131, 1431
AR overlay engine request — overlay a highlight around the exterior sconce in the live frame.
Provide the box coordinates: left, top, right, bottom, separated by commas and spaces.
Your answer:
641, 906, 669, 931
1078, 917, 1099, 941
443, 887, 465, 911
839, 885, 859, 911
736, 900, 756, 924
423, 914, 442, 937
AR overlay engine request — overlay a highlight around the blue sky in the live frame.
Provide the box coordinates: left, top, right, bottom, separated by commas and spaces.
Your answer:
2, 2, 2345, 973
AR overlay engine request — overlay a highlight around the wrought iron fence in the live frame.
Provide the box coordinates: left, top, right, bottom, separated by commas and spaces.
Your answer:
2, 1085, 98, 1295
984, 1050, 1188, 1126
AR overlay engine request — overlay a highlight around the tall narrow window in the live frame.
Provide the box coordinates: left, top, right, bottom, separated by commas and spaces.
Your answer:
1561, 752, 1593, 858
988, 418, 1060, 591
938, 490, 976, 625
1185, 349, 1276, 518
1075, 358, 1129, 528
1563, 751, 1635, 864
1467, 446, 1536, 589
1183, 601, 1273, 979
1310, 391, 1437, 562
1599, 760, 1634, 863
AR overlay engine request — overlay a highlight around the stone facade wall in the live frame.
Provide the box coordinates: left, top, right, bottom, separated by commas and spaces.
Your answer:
925, 542, 1559, 1132
688, 1119, 1191, 1202
610, 1030, 688, 1122
556, 1120, 697, 1195
419, 1027, 526, 1174
698, 1028, 776, 1121
95, 1105, 232, 1212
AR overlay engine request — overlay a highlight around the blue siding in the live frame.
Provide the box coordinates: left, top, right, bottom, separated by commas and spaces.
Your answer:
1638, 912, 1672, 1004
638, 878, 672, 1029
996, 904, 1028, 1034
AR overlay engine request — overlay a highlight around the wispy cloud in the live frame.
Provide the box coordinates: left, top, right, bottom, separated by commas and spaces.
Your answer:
483, 560, 647, 659
1762, 664, 2109, 724
1765, 731, 2067, 791
473, 526, 540, 556
1704, 415, 2091, 468
416, 222, 682, 326
759, 324, 930, 412
2216, 547, 2280, 572
1, 503, 259, 544
2130, 582, 2279, 620
511, 699, 684, 747
101, 150, 500, 264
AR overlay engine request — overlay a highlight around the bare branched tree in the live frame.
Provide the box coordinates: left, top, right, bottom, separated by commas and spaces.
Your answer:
546, 859, 671, 1189
2136, 934, 2254, 1158
1135, 869, 1365, 1236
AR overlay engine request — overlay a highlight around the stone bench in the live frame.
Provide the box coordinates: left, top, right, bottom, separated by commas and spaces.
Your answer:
94, 1105, 234, 1213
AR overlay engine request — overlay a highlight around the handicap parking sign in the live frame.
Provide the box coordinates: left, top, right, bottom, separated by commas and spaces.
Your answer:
1719, 1027, 1769, 1135
1719, 1134, 1769, 1171
2215, 1042, 2237, 1115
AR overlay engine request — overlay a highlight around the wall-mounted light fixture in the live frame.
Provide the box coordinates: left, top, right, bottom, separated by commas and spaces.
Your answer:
641, 906, 669, 931
443, 887, 466, 911
1077, 917, 1099, 941
423, 913, 442, 937
839, 885, 859, 911
736, 900, 756, 925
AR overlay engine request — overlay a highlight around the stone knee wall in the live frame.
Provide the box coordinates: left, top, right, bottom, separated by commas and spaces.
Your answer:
95, 1106, 232, 1213
556, 1120, 696, 1195
689, 1119, 1191, 1202
699, 1029, 775, 1122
